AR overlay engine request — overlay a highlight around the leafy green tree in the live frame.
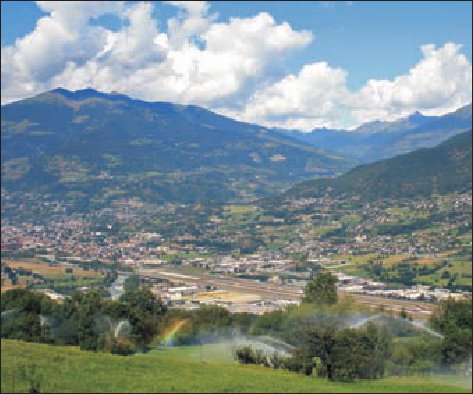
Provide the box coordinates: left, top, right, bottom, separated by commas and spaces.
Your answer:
101, 299, 132, 320
74, 290, 103, 351
286, 346, 314, 376
295, 322, 391, 381
1, 289, 51, 342
124, 275, 141, 293
430, 297, 472, 364
299, 325, 337, 379
54, 318, 79, 345
1, 312, 41, 342
120, 288, 167, 348
303, 272, 338, 305
250, 309, 285, 335
120, 288, 166, 317
387, 335, 442, 375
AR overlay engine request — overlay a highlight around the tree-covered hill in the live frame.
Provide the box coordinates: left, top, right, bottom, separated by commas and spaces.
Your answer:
1, 88, 351, 207
284, 130, 472, 201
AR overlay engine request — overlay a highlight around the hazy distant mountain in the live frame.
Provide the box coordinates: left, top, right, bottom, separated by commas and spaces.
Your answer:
1, 88, 351, 207
278, 104, 472, 163
284, 130, 472, 201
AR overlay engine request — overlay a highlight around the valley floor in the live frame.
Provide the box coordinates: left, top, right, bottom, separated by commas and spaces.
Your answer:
1, 340, 469, 393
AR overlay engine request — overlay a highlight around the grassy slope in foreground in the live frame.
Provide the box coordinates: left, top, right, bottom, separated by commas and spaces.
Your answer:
1, 340, 469, 393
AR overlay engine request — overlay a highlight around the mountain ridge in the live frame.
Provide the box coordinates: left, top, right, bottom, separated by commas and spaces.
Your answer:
283, 130, 472, 201
1, 88, 351, 208
277, 103, 472, 163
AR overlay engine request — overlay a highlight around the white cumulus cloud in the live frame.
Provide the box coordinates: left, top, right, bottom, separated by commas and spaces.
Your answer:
351, 43, 472, 124
219, 42, 472, 130
1, 1, 312, 106
1, 2, 471, 130
222, 62, 349, 130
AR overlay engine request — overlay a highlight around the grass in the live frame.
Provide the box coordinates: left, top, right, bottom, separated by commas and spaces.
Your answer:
1, 340, 469, 393
327, 251, 472, 289
223, 205, 257, 214
2, 260, 104, 279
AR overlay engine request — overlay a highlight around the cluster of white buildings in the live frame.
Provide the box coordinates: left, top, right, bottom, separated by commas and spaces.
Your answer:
333, 271, 469, 301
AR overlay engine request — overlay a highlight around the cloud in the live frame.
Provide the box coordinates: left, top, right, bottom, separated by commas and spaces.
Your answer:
35, 1, 123, 28
351, 43, 472, 124
219, 43, 472, 130
1, 1, 122, 102
220, 62, 349, 130
1, 2, 471, 130
165, 1, 215, 47
1, 1, 312, 106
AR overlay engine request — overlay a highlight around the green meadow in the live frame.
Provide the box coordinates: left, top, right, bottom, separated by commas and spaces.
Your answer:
1, 339, 469, 393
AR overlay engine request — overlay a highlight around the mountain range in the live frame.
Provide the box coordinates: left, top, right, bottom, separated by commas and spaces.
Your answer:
1, 88, 350, 207
277, 103, 472, 163
2, 88, 471, 208
284, 130, 472, 201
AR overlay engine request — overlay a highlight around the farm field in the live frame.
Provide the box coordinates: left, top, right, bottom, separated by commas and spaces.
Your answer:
1, 339, 469, 393
326, 250, 472, 289
2, 260, 104, 279
1, 259, 106, 292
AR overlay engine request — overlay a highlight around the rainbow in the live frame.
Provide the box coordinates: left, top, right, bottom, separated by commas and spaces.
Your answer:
160, 319, 189, 347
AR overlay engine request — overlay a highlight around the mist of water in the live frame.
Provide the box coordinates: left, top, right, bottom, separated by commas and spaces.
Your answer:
410, 320, 444, 339
256, 335, 295, 351
95, 315, 113, 334
114, 320, 131, 338
349, 313, 383, 328
1, 309, 18, 319
346, 312, 444, 339
230, 335, 294, 356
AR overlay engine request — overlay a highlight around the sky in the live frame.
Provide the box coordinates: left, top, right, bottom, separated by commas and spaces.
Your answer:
1, 1, 472, 130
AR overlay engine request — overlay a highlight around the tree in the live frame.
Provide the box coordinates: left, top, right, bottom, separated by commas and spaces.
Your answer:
75, 289, 103, 351
250, 309, 285, 336
124, 275, 140, 293
54, 318, 79, 345
294, 322, 391, 381
303, 326, 336, 379
285, 346, 314, 376
120, 288, 166, 317
1, 289, 50, 342
303, 272, 338, 305
331, 328, 371, 380
120, 288, 167, 348
430, 297, 472, 364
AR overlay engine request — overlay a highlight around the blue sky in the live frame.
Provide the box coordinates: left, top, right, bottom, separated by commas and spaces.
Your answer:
1, 1, 472, 130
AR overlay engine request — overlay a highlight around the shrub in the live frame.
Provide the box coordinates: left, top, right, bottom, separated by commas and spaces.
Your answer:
111, 338, 136, 356
234, 345, 255, 364
269, 352, 287, 369
234, 345, 267, 365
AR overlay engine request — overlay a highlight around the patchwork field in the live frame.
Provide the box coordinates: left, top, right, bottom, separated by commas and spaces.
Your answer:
2, 260, 104, 278
1, 259, 106, 292
327, 250, 472, 289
